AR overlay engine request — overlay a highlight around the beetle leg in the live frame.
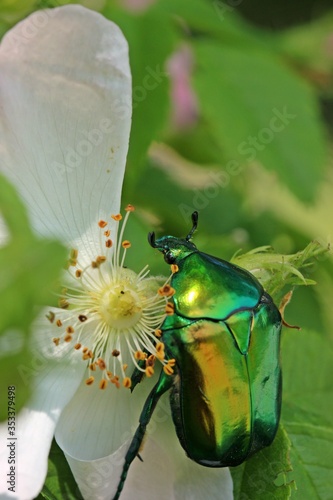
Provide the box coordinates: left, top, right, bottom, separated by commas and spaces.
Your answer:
130, 347, 160, 392
113, 371, 174, 500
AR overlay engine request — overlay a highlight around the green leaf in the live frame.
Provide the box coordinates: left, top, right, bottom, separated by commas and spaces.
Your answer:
276, 13, 333, 91
102, 3, 176, 194
0, 0, 35, 23
0, 175, 66, 420
192, 41, 327, 202
282, 329, 333, 429
36, 440, 83, 500
286, 424, 333, 500
231, 240, 329, 303
281, 330, 333, 498
160, 0, 268, 47
231, 425, 293, 500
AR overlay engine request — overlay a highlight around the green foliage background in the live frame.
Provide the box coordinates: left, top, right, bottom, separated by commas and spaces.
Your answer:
1, 0, 333, 499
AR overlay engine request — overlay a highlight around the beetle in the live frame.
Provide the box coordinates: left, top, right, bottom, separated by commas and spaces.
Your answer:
113, 211, 282, 499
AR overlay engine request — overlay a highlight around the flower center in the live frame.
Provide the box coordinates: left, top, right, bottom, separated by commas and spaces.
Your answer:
99, 283, 142, 329
47, 205, 177, 390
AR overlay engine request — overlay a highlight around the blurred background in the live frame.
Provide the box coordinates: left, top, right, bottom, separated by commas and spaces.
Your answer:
1, 0, 333, 498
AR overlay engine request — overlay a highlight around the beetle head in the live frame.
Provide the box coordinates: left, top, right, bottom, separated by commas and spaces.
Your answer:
148, 211, 198, 264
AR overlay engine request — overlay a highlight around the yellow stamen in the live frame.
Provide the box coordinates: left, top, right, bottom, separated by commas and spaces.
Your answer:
134, 350, 147, 361
123, 377, 132, 388
46, 311, 55, 323
165, 302, 175, 315
99, 379, 108, 390
163, 364, 174, 376
111, 214, 122, 221
97, 358, 106, 370
158, 284, 175, 297
59, 298, 69, 309
145, 366, 154, 377
125, 204, 135, 212
70, 248, 79, 260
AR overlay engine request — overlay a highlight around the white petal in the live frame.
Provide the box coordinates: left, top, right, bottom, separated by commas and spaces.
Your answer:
0, 316, 86, 499
57, 381, 233, 500
55, 371, 154, 460
63, 436, 175, 500
0, 5, 131, 264
144, 398, 234, 500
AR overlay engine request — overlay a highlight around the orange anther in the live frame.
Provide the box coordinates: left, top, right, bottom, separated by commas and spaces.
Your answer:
98, 220, 108, 228
165, 302, 175, 315
111, 214, 122, 221
145, 366, 154, 377
46, 311, 55, 323
163, 365, 174, 376
123, 377, 132, 389
85, 376, 95, 385
99, 379, 108, 390
125, 204, 135, 212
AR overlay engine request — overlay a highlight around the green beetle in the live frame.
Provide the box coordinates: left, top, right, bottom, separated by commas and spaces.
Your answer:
114, 211, 282, 499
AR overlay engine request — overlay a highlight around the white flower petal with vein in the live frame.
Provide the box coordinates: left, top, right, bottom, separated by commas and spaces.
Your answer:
0, 5, 233, 500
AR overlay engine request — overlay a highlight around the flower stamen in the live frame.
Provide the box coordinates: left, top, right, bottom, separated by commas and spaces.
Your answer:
50, 205, 173, 390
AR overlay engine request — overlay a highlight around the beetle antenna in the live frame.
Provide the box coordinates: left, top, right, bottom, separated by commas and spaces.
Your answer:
148, 231, 156, 248
186, 211, 199, 241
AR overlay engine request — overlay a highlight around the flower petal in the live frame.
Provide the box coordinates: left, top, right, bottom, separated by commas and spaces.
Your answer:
63, 436, 176, 500
57, 380, 233, 499
0, 5, 131, 264
0, 314, 86, 499
144, 401, 234, 500
55, 371, 154, 460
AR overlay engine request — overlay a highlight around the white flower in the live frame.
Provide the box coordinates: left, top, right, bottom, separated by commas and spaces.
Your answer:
0, 5, 233, 500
